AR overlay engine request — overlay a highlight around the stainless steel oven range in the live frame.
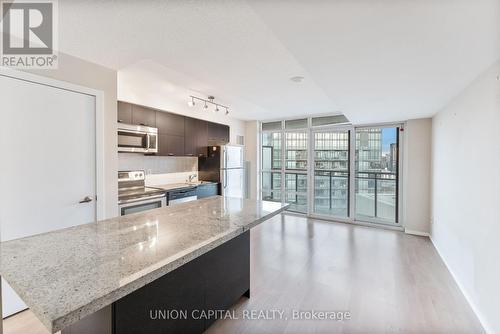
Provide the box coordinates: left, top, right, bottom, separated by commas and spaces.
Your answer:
118, 170, 166, 216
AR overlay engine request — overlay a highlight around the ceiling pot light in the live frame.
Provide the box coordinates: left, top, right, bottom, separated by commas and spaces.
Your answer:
290, 76, 304, 83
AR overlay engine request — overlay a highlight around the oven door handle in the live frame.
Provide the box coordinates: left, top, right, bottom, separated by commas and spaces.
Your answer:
119, 194, 165, 205
146, 134, 151, 151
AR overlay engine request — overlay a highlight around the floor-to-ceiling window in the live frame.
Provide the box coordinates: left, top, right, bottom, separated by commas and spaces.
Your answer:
260, 119, 309, 213
261, 121, 282, 203
284, 119, 308, 212
312, 129, 350, 218
260, 118, 401, 226
355, 126, 399, 224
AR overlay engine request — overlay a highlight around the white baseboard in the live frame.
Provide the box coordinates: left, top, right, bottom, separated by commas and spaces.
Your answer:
430, 236, 493, 334
404, 229, 429, 237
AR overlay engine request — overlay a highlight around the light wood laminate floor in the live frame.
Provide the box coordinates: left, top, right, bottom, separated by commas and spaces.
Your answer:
3, 215, 483, 334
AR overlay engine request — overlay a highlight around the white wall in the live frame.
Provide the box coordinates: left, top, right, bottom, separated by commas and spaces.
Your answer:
403, 118, 432, 235
431, 60, 500, 334
27, 52, 118, 219
118, 67, 245, 145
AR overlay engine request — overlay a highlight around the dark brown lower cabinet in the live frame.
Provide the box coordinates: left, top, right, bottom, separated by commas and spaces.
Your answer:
115, 256, 205, 334
62, 232, 250, 334
202, 232, 250, 329
158, 134, 185, 156
116, 231, 249, 334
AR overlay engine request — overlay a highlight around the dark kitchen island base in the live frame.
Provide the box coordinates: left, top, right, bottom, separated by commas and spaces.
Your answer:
62, 231, 250, 334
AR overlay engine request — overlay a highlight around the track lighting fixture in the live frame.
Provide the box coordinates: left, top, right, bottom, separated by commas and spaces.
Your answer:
188, 95, 230, 116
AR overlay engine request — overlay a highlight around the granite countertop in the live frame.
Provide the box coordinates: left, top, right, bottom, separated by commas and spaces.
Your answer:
153, 181, 217, 191
0, 196, 288, 333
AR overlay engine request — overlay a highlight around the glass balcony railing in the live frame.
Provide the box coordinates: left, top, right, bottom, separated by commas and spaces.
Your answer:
313, 171, 349, 217
284, 172, 307, 213
355, 171, 397, 223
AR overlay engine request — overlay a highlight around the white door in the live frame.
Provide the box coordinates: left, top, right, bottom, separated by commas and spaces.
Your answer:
0, 74, 97, 317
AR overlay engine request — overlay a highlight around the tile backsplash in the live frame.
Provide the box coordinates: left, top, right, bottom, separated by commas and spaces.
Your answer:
145, 172, 198, 186
118, 153, 198, 174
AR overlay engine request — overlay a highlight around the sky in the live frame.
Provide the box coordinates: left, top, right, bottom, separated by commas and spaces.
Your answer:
382, 127, 397, 154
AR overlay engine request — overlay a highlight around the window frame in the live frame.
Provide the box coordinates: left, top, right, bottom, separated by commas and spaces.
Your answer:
259, 118, 404, 228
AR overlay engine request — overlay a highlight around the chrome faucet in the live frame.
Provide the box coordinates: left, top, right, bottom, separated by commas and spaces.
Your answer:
188, 174, 197, 183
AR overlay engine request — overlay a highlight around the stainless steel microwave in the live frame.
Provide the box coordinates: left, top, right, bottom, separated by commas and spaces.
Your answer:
117, 123, 158, 153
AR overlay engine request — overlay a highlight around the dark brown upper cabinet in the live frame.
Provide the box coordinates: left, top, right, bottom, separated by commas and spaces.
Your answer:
184, 117, 197, 156
196, 119, 208, 157
117, 101, 132, 124
117, 101, 230, 157
156, 111, 185, 136
158, 134, 185, 156
207, 122, 230, 144
221, 124, 230, 143
131, 105, 156, 127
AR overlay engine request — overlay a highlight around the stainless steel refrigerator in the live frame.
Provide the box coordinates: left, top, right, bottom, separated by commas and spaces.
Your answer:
198, 145, 245, 198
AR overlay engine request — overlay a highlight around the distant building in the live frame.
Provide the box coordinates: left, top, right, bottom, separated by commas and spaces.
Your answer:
389, 143, 397, 172
355, 128, 382, 172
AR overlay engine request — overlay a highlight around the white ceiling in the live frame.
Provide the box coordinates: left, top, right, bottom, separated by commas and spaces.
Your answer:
57, 0, 500, 123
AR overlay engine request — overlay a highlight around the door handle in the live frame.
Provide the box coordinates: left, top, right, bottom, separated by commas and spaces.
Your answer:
79, 196, 93, 204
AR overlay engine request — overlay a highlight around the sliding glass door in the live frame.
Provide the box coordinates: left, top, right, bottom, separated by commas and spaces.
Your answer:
355, 126, 399, 224
312, 129, 350, 219
260, 119, 401, 227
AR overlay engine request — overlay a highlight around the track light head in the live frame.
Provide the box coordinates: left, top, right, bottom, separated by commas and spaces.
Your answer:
204, 101, 208, 109
188, 97, 195, 107
225, 108, 229, 115
215, 105, 220, 112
